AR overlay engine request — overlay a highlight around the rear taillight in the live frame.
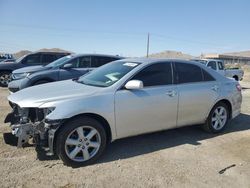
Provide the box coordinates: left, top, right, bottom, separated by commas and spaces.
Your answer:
236, 84, 242, 91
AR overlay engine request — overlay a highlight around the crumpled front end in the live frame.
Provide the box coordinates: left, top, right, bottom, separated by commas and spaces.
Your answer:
5, 101, 62, 156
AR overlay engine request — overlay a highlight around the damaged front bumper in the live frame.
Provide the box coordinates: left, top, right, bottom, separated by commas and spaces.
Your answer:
4, 104, 63, 156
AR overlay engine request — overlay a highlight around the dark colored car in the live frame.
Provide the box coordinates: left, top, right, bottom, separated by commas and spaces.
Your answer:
0, 54, 13, 62
0, 51, 70, 87
0, 59, 16, 63
8, 54, 123, 93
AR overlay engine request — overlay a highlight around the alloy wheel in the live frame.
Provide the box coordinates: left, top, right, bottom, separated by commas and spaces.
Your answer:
64, 126, 101, 162
211, 106, 227, 130
0, 73, 11, 86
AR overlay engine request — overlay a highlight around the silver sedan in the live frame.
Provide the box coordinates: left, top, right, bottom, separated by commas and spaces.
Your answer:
5, 58, 242, 166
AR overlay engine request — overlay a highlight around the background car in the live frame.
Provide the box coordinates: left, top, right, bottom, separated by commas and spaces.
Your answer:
5, 59, 242, 166
0, 51, 70, 87
193, 59, 244, 81
8, 54, 123, 93
0, 59, 16, 63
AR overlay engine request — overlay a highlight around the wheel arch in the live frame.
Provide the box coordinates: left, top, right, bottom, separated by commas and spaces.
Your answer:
212, 99, 232, 119
55, 113, 112, 145
31, 78, 55, 86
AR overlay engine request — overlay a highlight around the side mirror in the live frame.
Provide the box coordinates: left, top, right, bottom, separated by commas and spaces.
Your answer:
62, 63, 73, 69
125, 80, 143, 90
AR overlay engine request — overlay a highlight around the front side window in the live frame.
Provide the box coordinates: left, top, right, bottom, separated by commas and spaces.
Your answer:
132, 63, 172, 87
23, 54, 41, 65
77, 61, 140, 87
91, 56, 114, 67
175, 63, 203, 84
207, 61, 217, 70
78, 56, 91, 68
45, 55, 72, 68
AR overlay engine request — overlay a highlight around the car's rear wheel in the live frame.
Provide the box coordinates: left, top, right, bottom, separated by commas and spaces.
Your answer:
56, 117, 107, 167
0, 71, 11, 87
202, 102, 229, 133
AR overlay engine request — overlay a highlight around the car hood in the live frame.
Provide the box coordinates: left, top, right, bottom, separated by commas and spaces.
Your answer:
8, 80, 102, 108
13, 65, 50, 74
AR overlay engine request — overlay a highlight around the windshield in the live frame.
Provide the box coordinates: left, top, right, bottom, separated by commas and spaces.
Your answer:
77, 60, 140, 87
45, 55, 72, 68
15, 55, 27, 63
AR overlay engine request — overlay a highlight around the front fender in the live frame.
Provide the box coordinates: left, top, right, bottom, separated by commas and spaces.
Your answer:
42, 93, 117, 140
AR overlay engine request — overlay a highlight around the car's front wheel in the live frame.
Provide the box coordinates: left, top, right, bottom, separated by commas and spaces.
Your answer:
0, 71, 11, 87
56, 117, 107, 167
202, 102, 230, 133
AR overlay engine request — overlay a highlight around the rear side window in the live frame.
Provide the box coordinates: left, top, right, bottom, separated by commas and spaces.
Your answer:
175, 63, 203, 84
23, 54, 41, 65
132, 63, 172, 87
202, 69, 215, 81
207, 61, 217, 70
91, 56, 114, 67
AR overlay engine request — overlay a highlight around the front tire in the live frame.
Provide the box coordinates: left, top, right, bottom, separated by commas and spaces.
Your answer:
0, 71, 11, 87
202, 102, 229, 133
56, 117, 107, 167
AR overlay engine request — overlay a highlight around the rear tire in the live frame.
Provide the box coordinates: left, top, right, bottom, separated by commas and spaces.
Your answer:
0, 71, 11, 87
202, 102, 229, 133
56, 117, 107, 167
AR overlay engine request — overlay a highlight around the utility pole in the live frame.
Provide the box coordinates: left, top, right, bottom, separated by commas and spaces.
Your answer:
146, 33, 150, 57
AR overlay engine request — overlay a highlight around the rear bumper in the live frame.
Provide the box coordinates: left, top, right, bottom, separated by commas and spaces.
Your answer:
230, 91, 242, 119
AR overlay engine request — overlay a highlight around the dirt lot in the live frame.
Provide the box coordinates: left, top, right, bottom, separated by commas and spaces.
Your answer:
0, 79, 250, 187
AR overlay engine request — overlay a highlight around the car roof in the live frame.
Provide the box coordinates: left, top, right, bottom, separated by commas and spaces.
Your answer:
68, 53, 124, 59
118, 58, 196, 64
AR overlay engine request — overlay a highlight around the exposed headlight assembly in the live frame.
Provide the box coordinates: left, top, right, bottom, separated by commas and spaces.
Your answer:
12, 72, 30, 80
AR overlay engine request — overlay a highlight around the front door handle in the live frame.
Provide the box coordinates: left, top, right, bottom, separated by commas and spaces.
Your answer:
166, 90, 177, 97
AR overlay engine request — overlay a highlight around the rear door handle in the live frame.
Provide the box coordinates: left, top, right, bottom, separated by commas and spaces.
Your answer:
166, 90, 177, 97
211, 85, 219, 91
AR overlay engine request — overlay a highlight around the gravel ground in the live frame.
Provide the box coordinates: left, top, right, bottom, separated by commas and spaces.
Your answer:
0, 81, 250, 188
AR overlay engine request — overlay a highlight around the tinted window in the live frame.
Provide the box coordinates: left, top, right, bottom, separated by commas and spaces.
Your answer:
67, 58, 78, 68
78, 56, 91, 68
218, 61, 224, 70
23, 54, 41, 65
207, 61, 217, 70
91, 56, 114, 67
42, 54, 56, 64
175, 63, 203, 84
78, 61, 140, 87
132, 63, 172, 87
55, 54, 68, 59
202, 69, 215, 81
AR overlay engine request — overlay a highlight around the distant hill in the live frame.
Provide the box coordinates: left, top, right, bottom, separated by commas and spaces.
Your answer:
13, 50, 32, 59
10, 48, 72, 59
148, 50, 194, 59
37, 48, 73, 53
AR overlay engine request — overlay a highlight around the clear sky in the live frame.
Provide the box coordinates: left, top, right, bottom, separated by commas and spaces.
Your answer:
0, 0, 250, 57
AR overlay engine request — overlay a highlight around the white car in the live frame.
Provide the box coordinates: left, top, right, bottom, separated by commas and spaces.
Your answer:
5, 58, 242, 166
194, 59, 244, 81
